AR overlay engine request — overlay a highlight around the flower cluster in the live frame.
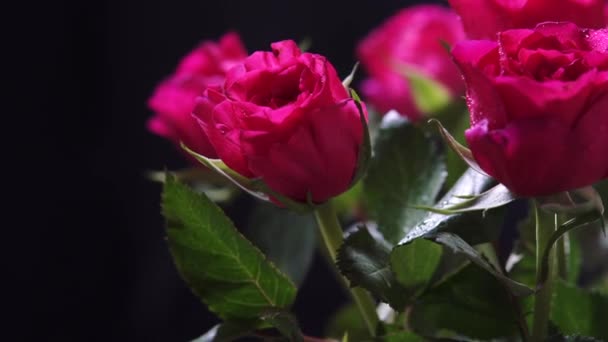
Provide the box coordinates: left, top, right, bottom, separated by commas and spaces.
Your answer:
148, 1, 608, 341
148, 0, 608, 202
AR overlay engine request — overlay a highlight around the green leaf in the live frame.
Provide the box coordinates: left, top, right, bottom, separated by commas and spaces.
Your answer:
390, 239, 443, 297
430, 232, 533, 296
336, 227, 408, 310
548, 335, 606, 342
332, 181, 364, 219
383, 331, 426, 342
244, 201, 316, 286
443, 109, 471, 189
260, 310, 304, 342
326, 304, 372, 341
552, 280, 608, 340
395, 63, 452, 115
408, 264, 520, 340
364, 116, 447, 244
162, 175, 297, 320
397, 168, 503, 246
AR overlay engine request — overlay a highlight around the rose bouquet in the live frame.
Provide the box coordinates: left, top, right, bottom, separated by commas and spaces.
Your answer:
147, 1, 608, 341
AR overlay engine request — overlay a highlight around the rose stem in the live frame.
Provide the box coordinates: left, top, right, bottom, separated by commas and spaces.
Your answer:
531, 202, 557, 342
556, 215, 569, 280
314, 201, 378, 337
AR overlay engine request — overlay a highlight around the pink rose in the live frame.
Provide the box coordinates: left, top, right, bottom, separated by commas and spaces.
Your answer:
448, 0, 606, 39
357, 5, 466, 120
147, 32, 247, 159
452, 22, 608, 197
193, 40, 366, 203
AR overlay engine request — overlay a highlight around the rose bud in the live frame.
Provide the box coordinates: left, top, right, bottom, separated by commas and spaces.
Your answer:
147, 32, 247, 159
357, 5, 466, 120
448, 0, 605, 39
452, 22, 608, 197
193, 40, 367, 204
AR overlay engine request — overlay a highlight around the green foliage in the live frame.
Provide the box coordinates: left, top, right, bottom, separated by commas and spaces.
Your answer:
326, 304, 371, 342
336, 227, 408, 310
397, 64, 453, 115
390, 239, 443, 297
397, 168, 503, 246
383, 331, 426, 342
552, 281, 608, 340
408, 264, 520, 340
537, 211, 604, 289
549, 336, 606, 342
162, 175, 296, 320
430, 232, 533, 296
244, 202, 316, 285
260, 310, 304, 342
364, 118, 447, 244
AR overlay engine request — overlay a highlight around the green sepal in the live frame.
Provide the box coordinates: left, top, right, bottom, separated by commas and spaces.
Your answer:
349, 87, 372, 188
429, 118, 489, 177
182, 142, 316, 213
342, 62, 360, 89
413, 183, 517, 215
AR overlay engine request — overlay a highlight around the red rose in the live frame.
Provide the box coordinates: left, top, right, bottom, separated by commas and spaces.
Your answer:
452, 22, 608, 197
357, 5, 465, 120
147, 32, 247, 159
448, 0, 606, 39
193, 40, 366, 203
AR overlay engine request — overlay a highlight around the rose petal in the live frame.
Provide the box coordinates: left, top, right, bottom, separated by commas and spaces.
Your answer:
466, 118, 570, 196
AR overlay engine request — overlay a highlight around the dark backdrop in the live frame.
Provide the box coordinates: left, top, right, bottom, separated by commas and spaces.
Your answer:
9, 1, 437, 341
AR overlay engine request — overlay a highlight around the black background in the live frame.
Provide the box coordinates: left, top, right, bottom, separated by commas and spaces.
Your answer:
8, 0, 437, 341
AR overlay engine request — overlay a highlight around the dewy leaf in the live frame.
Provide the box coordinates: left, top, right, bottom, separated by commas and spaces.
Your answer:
364, 116, 447, 244
429, 119, 489, 177
260, 310, 304, 342
162, 175, 297, 320
408, 264, 519, 340
336, 226, 409, 311
390, 239, 443, 297
552, 280, 608, 340
431, 232, 533, 296
244, 201, 316, 286
398, 168, 499, 246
